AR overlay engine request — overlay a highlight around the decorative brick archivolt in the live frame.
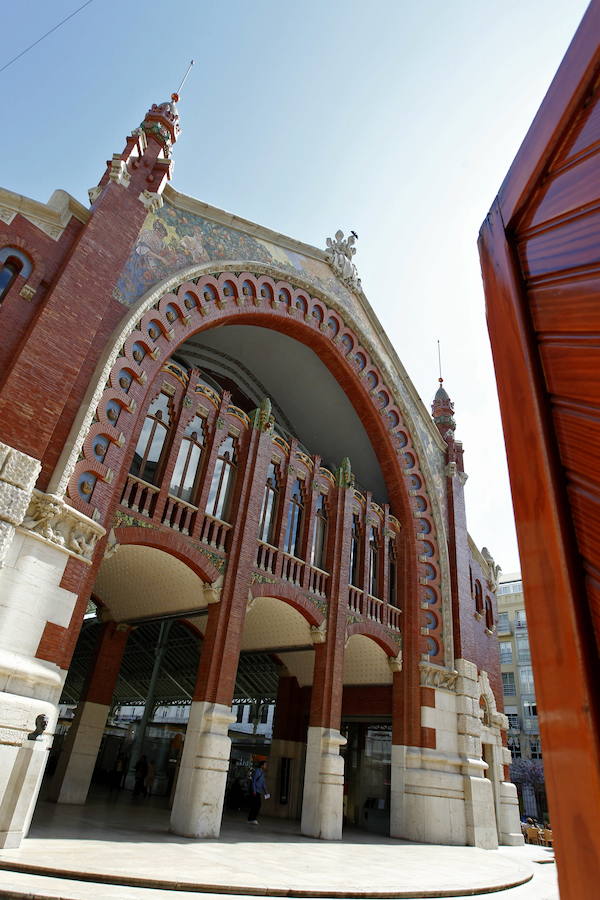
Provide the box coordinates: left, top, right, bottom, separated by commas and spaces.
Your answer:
250, 581, 325, 628
51, 262, 451, 665
346, 619, 401, 658
113, 525, 221, 586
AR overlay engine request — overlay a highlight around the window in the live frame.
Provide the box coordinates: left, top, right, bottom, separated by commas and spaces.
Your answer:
130, 392, 172, 484
368, 526, 380, 597
506, 712, 519, 730
388, 538, 397, 606
235, 704, 245, 723
523, 700, 538, 719
502, 671, 516, 696
497, 611, 510, 633
530, 737, 542, 759
259, 463, 279, 544
516, 634, 531, 663
474, 579, 483, 613
260, 704, 269, 724
514, 609, 527, 628
508, 736, 521, 759
498, 581, 522, 595
519, 665, 535, 695
485, 595, 494, 630
0, 247, 32, 303
169, 415, 205, 502
349, 515, 361, 586
283, 479, 304, 557
311, 493, 328, 570
499, 642, 513, 664
206, 435, 237, 521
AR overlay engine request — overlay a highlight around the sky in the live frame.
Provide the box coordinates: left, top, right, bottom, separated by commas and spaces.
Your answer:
3, 0, 590, 573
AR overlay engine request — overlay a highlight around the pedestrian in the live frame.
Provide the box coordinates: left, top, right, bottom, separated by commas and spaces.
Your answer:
145, 759, 156, 797
247, 760, 269, 825
133, 754, 148, 797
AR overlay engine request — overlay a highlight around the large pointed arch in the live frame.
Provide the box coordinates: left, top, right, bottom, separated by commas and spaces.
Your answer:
47, 262, 453, 743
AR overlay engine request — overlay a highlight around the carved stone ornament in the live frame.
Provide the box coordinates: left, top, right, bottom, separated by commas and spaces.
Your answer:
419, 661, 459, 691
324, 229, 362, 291
310, 621, 327, 644
88, 185, 102, 204
0, 442, 42, 565
27, 714, 49, 742
481, 546, 501, 592
20, 489, 105, 563
336, 456, 353, 489
251, 396, 274, 433
19, 284, 36, 301
388, 651, 403, 673
203, 579, 222, 605
109, 155, 131, 189
138, 190, 164, 213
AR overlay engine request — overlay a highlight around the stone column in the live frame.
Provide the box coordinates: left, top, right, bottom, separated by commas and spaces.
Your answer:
170, 401, 274, 838
0, 442, 105, 847
49, 622, 130, 804
455, 659, 498, 849
300, 461, 353, 840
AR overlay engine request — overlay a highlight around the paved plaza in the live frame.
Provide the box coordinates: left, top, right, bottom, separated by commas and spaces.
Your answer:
0, 792, 558, 899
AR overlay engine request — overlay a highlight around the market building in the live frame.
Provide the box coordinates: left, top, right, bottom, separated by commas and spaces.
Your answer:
0, 92, 521, 850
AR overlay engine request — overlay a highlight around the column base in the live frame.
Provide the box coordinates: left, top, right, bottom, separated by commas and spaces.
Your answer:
0, 693, 57, 849
170, 701, 235, 839
498, 780, 525, 845
300, 726, 346, 840
48, 701, 109, 804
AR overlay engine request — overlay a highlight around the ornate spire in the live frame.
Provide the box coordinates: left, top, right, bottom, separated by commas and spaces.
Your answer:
138, 61, 194, 157
432, 377, 456, 438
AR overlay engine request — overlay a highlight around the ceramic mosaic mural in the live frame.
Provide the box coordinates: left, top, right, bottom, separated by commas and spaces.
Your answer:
115, 201, 359, 318
114, 201, 445, 501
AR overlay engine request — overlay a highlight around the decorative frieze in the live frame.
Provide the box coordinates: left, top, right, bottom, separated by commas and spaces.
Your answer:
20, 489, 105, 564
419, 661, 459, 691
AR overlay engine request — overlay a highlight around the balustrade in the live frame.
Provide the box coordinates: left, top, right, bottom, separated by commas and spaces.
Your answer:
308, 565, 328, 597
121, 474, 160, 518
162, 494, 198, 535
256, 541, 278, 574
347, 586, 400, 631
281, 552, 305, 586
200, 514, 231, 552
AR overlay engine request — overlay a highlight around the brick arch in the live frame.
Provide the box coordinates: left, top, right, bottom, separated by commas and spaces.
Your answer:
59, 265, 450, 746
114, 526, 221, 585
346, 620, 400, 658
250, 581, 325, 628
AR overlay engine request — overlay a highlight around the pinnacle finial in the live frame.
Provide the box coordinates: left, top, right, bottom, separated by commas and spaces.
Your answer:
172, 59, 195, 103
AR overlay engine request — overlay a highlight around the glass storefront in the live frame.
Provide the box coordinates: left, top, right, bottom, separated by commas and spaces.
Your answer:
342, 721, 391, 834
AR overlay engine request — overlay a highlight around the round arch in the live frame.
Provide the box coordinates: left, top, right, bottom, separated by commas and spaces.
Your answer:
250, 582, 326, 629
346, 620, 401, 659
114, 526, 221, 585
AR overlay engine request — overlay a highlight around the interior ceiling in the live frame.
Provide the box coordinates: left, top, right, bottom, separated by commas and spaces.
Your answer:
94, 546, 209, 623
177, 324, 388, 502
61, 619, 283, 707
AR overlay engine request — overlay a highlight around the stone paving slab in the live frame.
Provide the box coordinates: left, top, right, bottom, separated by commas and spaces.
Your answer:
0, 798, 538, 899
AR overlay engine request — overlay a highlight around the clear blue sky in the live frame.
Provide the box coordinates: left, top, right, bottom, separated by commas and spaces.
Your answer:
3, 0, 590, 572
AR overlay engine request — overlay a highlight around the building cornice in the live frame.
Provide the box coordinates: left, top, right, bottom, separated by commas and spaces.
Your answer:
0, 188, 89, 240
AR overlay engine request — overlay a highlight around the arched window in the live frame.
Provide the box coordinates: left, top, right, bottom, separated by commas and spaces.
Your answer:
368, 526, 380, 597
388, 538, 397, 606
259, 462, 279, 544
349, 514, 361, 586
485, 595, 494, 630
311, 493, 328, 570
474, 579, 483, 614
283, 478, 304, 557
169, 415, 206, 503
130, 392, 172, 484
206, 435, 237, 521
0, 248, 31, 303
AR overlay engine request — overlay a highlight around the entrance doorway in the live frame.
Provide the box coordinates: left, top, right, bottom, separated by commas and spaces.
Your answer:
342, 722, 391, 834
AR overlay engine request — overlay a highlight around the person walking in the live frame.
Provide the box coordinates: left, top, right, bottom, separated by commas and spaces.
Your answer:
247, 760, 269, 824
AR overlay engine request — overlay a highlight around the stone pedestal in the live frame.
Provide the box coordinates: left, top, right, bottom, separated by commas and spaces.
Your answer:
301, 726, 346, 840
0, 694, 56, 849
498, 780, 525, 845
170, 701, 235, 838
48, 701, 109, 804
